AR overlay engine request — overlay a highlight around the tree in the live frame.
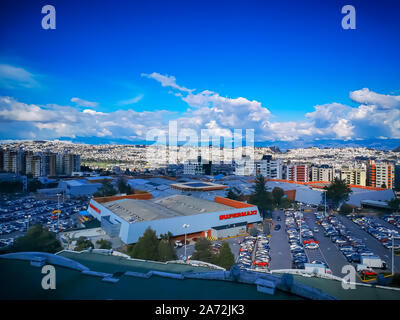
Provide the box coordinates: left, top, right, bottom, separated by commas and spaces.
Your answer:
387, 198, 400, 212
10, 224, 62, 253
74, 236, 94, 251
191, 238, 214, 263
226, 187, 242, 201
117, 177, 133, 194
215, 242, 235, 270
249, 227, 258, 236
128, 227, 160, 261
27, 179, 43, 192
339, 203, 353, 215
248, 175, 274, 218
96, 238, 112, 249
0, 181, 23, 194
271, 187, 285, 207
323, 177, 352, 210
158, 238, 177, 262
93, 180, 117, 197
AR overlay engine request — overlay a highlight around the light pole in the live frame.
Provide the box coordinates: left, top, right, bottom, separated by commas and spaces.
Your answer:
56, 193, 61, 234
25, 214, 31, 231
182, 223, 190, 262
299, 212, 303, 246
392, 232, 395, 276
323, 190, 327, 217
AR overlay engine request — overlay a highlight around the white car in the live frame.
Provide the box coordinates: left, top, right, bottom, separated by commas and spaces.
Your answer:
305, 243, 319, 249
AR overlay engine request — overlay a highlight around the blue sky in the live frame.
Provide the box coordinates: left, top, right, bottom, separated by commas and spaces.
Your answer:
0, 0, 399, 145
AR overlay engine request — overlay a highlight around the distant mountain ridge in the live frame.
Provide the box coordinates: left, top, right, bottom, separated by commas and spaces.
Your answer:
1, 137, 399, 151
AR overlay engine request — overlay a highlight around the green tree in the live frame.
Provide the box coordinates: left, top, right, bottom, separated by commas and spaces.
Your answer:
96, 238, 112, 249
339, 203, 353, 215
323, 177, 352, 210
248, 175, 274, 218
387, 198, 400, 212
27, 179, 43, 192
226, 187, 242, 200
215, 242, 235, 270
0, 181, 23, 194
74, 236, 94, 251
158, 238, 177, 262
10, 224, 62, 253
93, 180, 117, 197
128, 227, 160, 261
271, 187, 285, 207
191, 238, 214, 263
117, 177, 133, 194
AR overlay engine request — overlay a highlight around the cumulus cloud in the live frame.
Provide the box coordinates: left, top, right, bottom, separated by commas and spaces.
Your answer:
0, 96, 172, 141
0, 64, 39, 89
70, 97, 99, 108
1, 71, 399, 143
350, 88, 400, 109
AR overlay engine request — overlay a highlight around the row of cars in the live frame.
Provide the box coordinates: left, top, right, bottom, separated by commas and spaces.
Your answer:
351, 215, 400, 250
253, 234, 271, 270
237, 234, 271, 270
285, 210, 309, 269
382, 214, 400, 230
317, 213, 384, 267
237, 236, 256, 269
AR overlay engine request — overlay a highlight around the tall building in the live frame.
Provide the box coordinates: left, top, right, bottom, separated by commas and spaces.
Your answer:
63, 154, 81, 176
311, 165, 334, 182
257, 155, 282, 179
3, 149, 24, 174
25, 153, 43, 178
340, 167, 367, 186
42, 153, 57, 176
287, 164, 310, 182
367, 160, 394, 189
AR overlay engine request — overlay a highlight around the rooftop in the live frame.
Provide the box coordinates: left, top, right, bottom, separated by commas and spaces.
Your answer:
101, 194, 233, 223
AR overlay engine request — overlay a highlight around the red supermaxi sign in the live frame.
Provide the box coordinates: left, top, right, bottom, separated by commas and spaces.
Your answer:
89, 203, 101, 214
219, 210, 257, 220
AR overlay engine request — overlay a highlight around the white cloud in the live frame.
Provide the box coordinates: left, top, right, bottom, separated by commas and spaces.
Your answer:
1, 71, 400, 143
141, 72, 194, 93
71, 97, 99, 108
0, 64, 39, 89
350, 88, 400, 109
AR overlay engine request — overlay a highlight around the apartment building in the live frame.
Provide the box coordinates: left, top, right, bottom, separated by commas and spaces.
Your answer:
311, 165, 334, 182
287, 164, 310, 183
340, 167, 367, 186
367, 160, 395, 189
256, 155, 283, 179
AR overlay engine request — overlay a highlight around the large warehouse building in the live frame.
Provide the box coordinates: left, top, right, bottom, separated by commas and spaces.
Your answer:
87, 194, 262, 244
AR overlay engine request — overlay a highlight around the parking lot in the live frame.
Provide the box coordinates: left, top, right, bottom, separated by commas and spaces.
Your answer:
0, 195, 89, 248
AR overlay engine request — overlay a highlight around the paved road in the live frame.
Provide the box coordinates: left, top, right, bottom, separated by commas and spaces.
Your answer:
338, 215, 400, 273
269, 210, 292, 270
303, 212, 350, 278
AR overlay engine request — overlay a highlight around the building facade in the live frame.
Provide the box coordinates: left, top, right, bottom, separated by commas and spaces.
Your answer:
367, 160, 394, 189
340, 167, 367, 186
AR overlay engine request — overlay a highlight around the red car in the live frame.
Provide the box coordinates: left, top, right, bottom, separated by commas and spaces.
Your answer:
303, 239, 319, 244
